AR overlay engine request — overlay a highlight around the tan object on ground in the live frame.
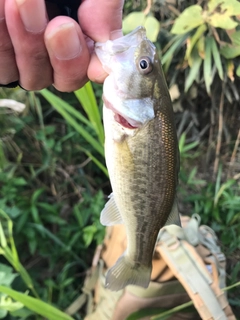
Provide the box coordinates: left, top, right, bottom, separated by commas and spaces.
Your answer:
66, 215, 236, 320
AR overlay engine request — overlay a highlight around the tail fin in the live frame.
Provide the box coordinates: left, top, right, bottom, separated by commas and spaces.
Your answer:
105, 254, 152, 291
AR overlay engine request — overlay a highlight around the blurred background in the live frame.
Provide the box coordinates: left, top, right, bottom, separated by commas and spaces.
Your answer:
0, 0, 239, 319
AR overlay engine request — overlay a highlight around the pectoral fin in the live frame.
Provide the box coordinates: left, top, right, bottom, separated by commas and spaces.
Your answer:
100, 193, 123, 226
165, 196, 181, 227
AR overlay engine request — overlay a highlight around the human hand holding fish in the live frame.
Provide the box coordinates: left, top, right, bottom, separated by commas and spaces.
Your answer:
0, 0, 124, 91
95, 26, 181, 292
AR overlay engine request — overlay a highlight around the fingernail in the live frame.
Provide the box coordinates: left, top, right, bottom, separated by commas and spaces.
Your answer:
0, 0, 5, 20
15, 0, 47, 33
46, 22, 82, 60
94, 68, 108, 82
110, 29, 123, 40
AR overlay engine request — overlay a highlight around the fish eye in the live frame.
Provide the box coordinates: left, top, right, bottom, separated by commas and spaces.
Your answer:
138, 56, 153, 74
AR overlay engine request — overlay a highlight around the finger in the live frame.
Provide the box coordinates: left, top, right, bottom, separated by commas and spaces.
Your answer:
44, 17, 90, 92
5, 0, 53, 90
78, 0, 124, 83
87, 53, 108, 83
0, 0, 19, 85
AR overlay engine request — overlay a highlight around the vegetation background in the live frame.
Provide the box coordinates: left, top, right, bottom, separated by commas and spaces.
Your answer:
0, 0, 240, 319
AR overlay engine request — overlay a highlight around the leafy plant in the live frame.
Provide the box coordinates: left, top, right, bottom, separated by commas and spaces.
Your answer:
0, 87, 107, 318
163, 0, 240, 94
0, 264, 24, 319
0, 210, 74, 319
40, 85, 108, 176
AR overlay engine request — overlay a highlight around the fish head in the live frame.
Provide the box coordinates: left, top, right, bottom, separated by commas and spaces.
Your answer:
95, 27, 163, 135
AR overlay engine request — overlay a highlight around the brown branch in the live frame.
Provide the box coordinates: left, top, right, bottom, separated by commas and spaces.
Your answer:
230, 129, 240, 164
206, 96, 216, 166
228, 129, 240, 179
213, 87, 224, 178
143, 0, 152, 15
167, 4, 181, 16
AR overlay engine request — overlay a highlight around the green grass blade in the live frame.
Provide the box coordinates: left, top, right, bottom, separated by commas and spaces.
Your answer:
185, 49, 202, 92
151, 302, 194, 320
162, 34, 188, 66
151, 280, 240, 320
40, 89, 104, 157
84, 150, 108, 177
31, 223, 87, 268
203, 37, 213, 95
210, 37, 224, 80
185, 24, 207, 60
40, 89, 92, 128
76, 146, 107, 176
214, 179, 236, 207
0, 286, 74, 320
74, 82, 104, 145
127, 308, 170, 320
0, 210, 38, 297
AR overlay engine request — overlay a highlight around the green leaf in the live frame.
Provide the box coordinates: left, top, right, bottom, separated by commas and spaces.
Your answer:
203, 37, 213, 94
145, 16, 160, 42
0, 295, 23, 312
220, 44, 240, 59
123, 12, 160, 42
31, 188, 45, 204
83, 225, 97, 247
208, 0, 240, 16
196, 36, 205, 59
185, 24, 207, 60
0, 309, 7, 319
171, 5, 204, 35
74, 82, 104, 145
0, 286, 74, 320
185, 49, 202, 92
236, 65, 240, 77
31, 206, 41, 224
214, 179, 236, 207
10, 307, 34, 319
0, 222, 7, 248
123, 12, 145, 34
210, 38, 223, 80
12, 178, 27, 186
207, 13, 237, 29
0, 264, 18, 286
230, 31, 240, 45
0, 141, 7, 170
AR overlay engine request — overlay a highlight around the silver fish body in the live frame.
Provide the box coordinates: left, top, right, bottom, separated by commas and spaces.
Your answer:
95, 27, 180, 291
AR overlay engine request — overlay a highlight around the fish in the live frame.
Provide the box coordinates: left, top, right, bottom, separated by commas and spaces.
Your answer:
95, 26, 181, 292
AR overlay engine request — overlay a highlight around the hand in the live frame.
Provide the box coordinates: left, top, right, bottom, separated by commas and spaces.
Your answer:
0, 0, 124, 91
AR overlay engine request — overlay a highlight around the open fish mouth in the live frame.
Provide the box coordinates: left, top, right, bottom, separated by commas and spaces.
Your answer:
103, 96, 141, 129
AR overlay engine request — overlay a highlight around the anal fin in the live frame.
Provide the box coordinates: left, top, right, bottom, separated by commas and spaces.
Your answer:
100, 193, 123, 226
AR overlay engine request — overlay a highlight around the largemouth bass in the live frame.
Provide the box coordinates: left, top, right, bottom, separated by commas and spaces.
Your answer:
95, 26, 180, 292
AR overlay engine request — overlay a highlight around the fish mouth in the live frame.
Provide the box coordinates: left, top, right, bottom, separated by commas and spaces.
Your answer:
103, 96, 141, 129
